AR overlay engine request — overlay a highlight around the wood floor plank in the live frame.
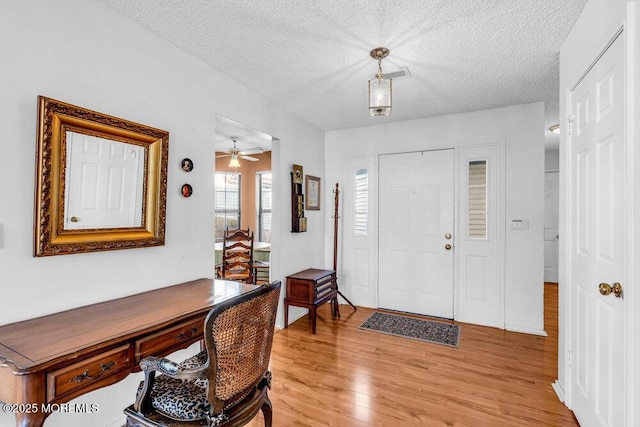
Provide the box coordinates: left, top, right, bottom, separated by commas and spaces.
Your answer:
246, 283, 577, 426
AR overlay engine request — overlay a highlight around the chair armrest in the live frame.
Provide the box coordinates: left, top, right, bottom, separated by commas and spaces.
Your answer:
140, 355, 209, 380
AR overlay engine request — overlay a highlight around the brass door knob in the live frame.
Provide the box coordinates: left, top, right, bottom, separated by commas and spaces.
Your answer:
70, 216, 79, 223
445, 244, 452, 250
599, 282, 623, 298
445, 233, 452, 239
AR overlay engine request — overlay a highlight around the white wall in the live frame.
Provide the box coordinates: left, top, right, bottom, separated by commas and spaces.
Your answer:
0, 1, 325, 426
325, 102, 546, 334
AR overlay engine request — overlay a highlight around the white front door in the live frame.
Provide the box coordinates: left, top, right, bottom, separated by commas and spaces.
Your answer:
569, 33, 625, 427
544, 171, 560, 283
378, 149, 454, 318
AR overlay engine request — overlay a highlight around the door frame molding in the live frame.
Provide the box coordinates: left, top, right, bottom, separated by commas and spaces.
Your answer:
627, 4, 639, 424
559, 6, 638, 424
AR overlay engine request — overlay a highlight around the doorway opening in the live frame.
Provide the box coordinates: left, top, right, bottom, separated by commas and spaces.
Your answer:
214, 116, 275, 284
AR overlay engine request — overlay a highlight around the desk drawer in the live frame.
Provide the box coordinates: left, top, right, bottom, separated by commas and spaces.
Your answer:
135, 318, 203, 362
46, 344, 131, 402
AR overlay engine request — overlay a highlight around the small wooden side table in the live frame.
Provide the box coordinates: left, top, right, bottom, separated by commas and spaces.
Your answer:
284, 268, 340, 334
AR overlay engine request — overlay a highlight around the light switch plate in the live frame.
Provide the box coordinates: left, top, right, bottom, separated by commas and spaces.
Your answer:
511, 219, 529, 230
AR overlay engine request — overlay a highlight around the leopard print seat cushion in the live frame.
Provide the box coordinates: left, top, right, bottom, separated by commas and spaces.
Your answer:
138, 350, 211, 421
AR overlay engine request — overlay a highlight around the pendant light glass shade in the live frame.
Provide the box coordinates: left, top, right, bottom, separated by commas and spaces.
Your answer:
368, 47, 392, 116
228, 151, 240, 169
228, 136, 241, 168
369, 76, 392, 116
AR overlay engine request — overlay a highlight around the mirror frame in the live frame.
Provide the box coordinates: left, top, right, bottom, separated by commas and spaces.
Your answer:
34, 96, 169, 256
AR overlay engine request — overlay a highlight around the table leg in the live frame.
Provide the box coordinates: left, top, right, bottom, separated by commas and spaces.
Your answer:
283, 302, 289, 329
310, 306, 317, 334
332, 297, 341, 319
15, 412, 47, 427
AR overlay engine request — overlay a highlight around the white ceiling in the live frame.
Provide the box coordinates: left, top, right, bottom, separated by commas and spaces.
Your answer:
97, 0, 587, 151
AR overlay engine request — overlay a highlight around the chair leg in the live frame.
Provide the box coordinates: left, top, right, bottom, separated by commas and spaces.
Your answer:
261, 395, 273, 427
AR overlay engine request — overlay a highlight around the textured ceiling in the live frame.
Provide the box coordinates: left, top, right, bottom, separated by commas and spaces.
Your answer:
97, 0, 587, 150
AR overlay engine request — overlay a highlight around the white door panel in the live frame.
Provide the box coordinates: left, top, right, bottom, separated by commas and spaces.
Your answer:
379, 150, 454, 318
569, 33, 625, 427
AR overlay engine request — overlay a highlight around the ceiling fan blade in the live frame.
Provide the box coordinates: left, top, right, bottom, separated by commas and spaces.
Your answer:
215, 154, 230, 158
239, 148, 264, 155
240, 155, 259, 161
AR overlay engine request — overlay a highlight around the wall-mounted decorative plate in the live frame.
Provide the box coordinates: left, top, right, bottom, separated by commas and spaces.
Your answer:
181, 183, 193, 197
181, 158, 193, 172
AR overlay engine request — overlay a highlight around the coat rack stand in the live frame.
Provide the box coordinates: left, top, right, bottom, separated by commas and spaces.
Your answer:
333, 183, 356, 310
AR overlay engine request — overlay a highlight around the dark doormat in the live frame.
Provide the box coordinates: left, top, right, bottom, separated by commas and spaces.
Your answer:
360, 311, 460, 348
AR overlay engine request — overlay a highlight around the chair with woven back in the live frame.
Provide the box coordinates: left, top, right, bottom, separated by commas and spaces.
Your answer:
220, 228, 255, 284
124, 280, 281, 427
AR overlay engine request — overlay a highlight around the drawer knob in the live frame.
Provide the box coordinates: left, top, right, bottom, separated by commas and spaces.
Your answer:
70, 361, 116, 383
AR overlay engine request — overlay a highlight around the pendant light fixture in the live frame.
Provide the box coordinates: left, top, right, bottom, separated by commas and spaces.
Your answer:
369, 47, 392, 116
228, 137, 241, 169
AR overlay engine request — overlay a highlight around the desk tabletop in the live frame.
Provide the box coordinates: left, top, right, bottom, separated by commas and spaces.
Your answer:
0, 279, 256, 372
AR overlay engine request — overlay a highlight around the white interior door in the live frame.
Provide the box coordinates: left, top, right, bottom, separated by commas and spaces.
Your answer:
569, 33, 625, 427
544, 171, 560, 283
378, 149, 454, 318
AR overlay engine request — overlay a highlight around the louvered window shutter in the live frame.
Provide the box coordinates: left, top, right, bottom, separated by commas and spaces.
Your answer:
468, 161, 488, 239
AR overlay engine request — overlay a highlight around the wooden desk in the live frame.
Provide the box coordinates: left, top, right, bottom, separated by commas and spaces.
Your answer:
0, 279, 256, 427
284, 268, 339, 334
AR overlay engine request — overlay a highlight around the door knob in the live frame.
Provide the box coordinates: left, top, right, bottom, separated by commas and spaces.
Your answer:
599, 282, 623, 298
70, 216, 79, 223
445, 233, 452, 239
445, 244, 452, 250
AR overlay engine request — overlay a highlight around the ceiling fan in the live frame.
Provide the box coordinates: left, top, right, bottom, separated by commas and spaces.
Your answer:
215, 136, 262, 162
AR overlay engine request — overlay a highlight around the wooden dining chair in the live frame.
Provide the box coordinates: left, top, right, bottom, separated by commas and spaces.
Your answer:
220, 228, 254, 284
123, 280, 281, 427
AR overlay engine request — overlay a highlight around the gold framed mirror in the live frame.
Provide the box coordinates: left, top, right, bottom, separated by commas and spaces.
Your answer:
34, 96, 169, 256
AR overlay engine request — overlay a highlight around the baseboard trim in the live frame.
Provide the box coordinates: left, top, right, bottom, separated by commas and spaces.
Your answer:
505, 324, 548, 336
276, 308, 307, 331
552, 380, 565, 403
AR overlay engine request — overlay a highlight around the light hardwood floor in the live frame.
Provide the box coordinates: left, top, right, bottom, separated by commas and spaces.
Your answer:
248, 283, 578, 426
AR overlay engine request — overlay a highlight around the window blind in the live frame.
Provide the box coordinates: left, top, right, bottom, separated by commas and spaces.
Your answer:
354, 169, 368, 236
468, 161, 487, 238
